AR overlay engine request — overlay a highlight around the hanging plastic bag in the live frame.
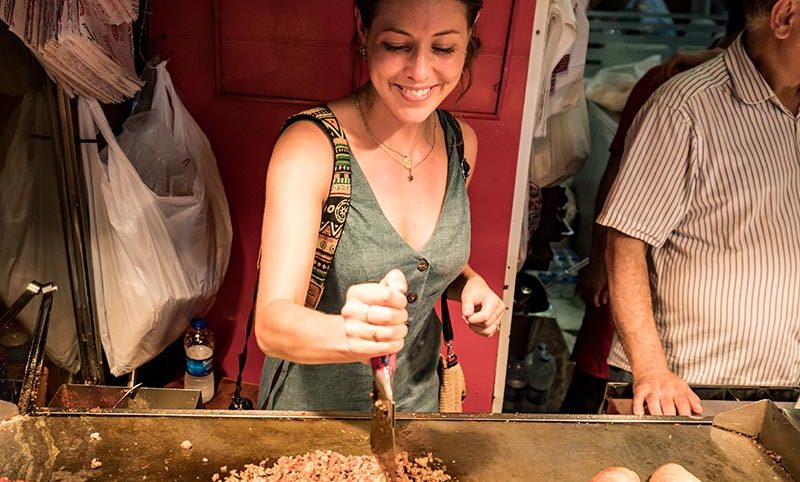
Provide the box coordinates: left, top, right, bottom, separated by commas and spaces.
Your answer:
530, 86, 591, 188
0, 91, 80, 373
109, 110, 197, 197
547, 0, 589, 117
533, 0, 590, 137
78, 61, 232, 376
585, 54, 662, 113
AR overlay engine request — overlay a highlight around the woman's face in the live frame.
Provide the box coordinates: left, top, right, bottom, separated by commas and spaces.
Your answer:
359, 0, 471, 124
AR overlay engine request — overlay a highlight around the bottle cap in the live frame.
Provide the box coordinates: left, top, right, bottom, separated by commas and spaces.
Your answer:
191, 317, 206, 330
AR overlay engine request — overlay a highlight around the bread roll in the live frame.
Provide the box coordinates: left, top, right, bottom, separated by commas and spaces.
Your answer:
589, 466, 641, 482
649, 463, 702, 481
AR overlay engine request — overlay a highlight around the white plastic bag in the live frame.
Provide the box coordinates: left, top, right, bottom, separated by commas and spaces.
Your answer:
530, 86, 591, 188
78, 61, 232, 376
0, 91, 80, 373
547, 0, 589, 116
111, 110, 197, 197
585, 55, 662, 113
533, 0, 589, 137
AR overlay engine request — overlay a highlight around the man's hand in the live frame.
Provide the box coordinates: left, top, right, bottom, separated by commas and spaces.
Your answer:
606, 231, 702, 417
632, 368, 703, 416
577, 261, 609, 308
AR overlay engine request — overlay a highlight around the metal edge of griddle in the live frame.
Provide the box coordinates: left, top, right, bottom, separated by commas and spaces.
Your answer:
787, 409, 800, 429
760, 406, 800, 480
28, 407, 714, 424
713, 400, 800, 481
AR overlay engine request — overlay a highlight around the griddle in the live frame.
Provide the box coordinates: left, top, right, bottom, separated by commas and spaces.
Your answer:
1, 402, 798, 481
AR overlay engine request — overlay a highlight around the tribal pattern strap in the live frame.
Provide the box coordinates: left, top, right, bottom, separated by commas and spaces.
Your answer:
281, 105, 352, 309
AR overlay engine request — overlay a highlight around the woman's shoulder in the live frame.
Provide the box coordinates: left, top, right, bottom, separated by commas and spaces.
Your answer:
270, 107, 339, 188
275, 114, 332, 161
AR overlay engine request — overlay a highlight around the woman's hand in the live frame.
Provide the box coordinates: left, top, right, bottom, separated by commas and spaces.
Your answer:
340, 269, 409, 362
460, 275, 506, 337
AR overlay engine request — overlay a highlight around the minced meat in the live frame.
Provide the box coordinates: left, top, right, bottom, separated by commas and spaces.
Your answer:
217, 450, 451, 482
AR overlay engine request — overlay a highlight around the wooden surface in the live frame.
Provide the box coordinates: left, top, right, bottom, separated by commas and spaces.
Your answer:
204, 377, 260, 410
164, 376, 260, 410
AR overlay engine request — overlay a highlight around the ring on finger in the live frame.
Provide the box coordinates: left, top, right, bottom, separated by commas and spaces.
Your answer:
495, 309, 505, 326
362, 304, 371, 323
372, 325, 379, 342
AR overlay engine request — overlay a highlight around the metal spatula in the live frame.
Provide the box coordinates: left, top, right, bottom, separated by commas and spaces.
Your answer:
370, 354, 397, 482
112, 383, 143, 409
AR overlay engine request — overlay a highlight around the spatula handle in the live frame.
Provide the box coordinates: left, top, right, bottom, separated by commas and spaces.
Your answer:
370, 354, 396, 375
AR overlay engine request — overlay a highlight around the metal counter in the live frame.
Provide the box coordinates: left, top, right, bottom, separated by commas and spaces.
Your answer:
1, 405, 798, 481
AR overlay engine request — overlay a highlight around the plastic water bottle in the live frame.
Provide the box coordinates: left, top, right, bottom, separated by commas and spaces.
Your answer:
525, 342, 556, 405
503, 357, 528, 404
184, 317, 215, 403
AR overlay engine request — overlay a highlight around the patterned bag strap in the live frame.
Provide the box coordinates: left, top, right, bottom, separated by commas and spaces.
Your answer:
282, 105, 353, 308
230, 105, 351, 410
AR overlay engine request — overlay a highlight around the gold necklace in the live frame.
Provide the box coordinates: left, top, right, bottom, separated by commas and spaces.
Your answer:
355, 94, 436, 182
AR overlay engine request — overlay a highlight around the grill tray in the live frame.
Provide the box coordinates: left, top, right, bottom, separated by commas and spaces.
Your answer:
1, 404, 798, 481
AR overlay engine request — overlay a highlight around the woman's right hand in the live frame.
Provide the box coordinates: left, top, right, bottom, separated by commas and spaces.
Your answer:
341, 269, 409, 362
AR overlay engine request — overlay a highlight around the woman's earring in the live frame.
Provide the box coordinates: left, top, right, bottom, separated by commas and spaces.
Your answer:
360, 44, 367, 59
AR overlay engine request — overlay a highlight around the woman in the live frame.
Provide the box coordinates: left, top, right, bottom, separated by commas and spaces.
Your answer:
255, 0, 504, 412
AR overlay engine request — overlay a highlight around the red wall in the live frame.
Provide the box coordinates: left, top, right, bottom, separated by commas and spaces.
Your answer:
149, 0, 536, 412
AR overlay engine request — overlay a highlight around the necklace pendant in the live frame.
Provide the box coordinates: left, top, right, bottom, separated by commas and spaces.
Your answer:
407, 171, 414, 182
402, 155, 412, 170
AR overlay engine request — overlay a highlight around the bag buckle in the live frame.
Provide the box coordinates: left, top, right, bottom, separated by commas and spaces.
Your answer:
444, 340, 459, 368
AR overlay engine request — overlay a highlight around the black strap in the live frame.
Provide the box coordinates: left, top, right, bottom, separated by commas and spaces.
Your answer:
437, 109, 470, 181
229, 259, 258, 409
438, 109, 466, 369
440, 293, 454, 343
441, 293, 459, 368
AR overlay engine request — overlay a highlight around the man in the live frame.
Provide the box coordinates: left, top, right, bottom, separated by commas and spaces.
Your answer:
560, 5, 745, 415
597, 0, 800, 416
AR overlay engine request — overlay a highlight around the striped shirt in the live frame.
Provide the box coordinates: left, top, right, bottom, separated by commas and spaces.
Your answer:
597, 34, 800, 387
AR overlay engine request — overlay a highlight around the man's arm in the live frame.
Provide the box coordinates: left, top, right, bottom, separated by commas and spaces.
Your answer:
578, 151, 622, 307
605, 229, 703, 416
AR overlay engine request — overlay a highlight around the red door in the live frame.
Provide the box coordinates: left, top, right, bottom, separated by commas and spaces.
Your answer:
150, 0, 537, 412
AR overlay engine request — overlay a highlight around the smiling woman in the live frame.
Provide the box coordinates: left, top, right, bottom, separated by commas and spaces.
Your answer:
354, 0, 483, 103
253, 0, 507, 413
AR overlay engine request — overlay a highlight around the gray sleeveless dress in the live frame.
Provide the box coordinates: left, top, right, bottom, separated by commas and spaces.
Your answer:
258, 110, 470, 412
